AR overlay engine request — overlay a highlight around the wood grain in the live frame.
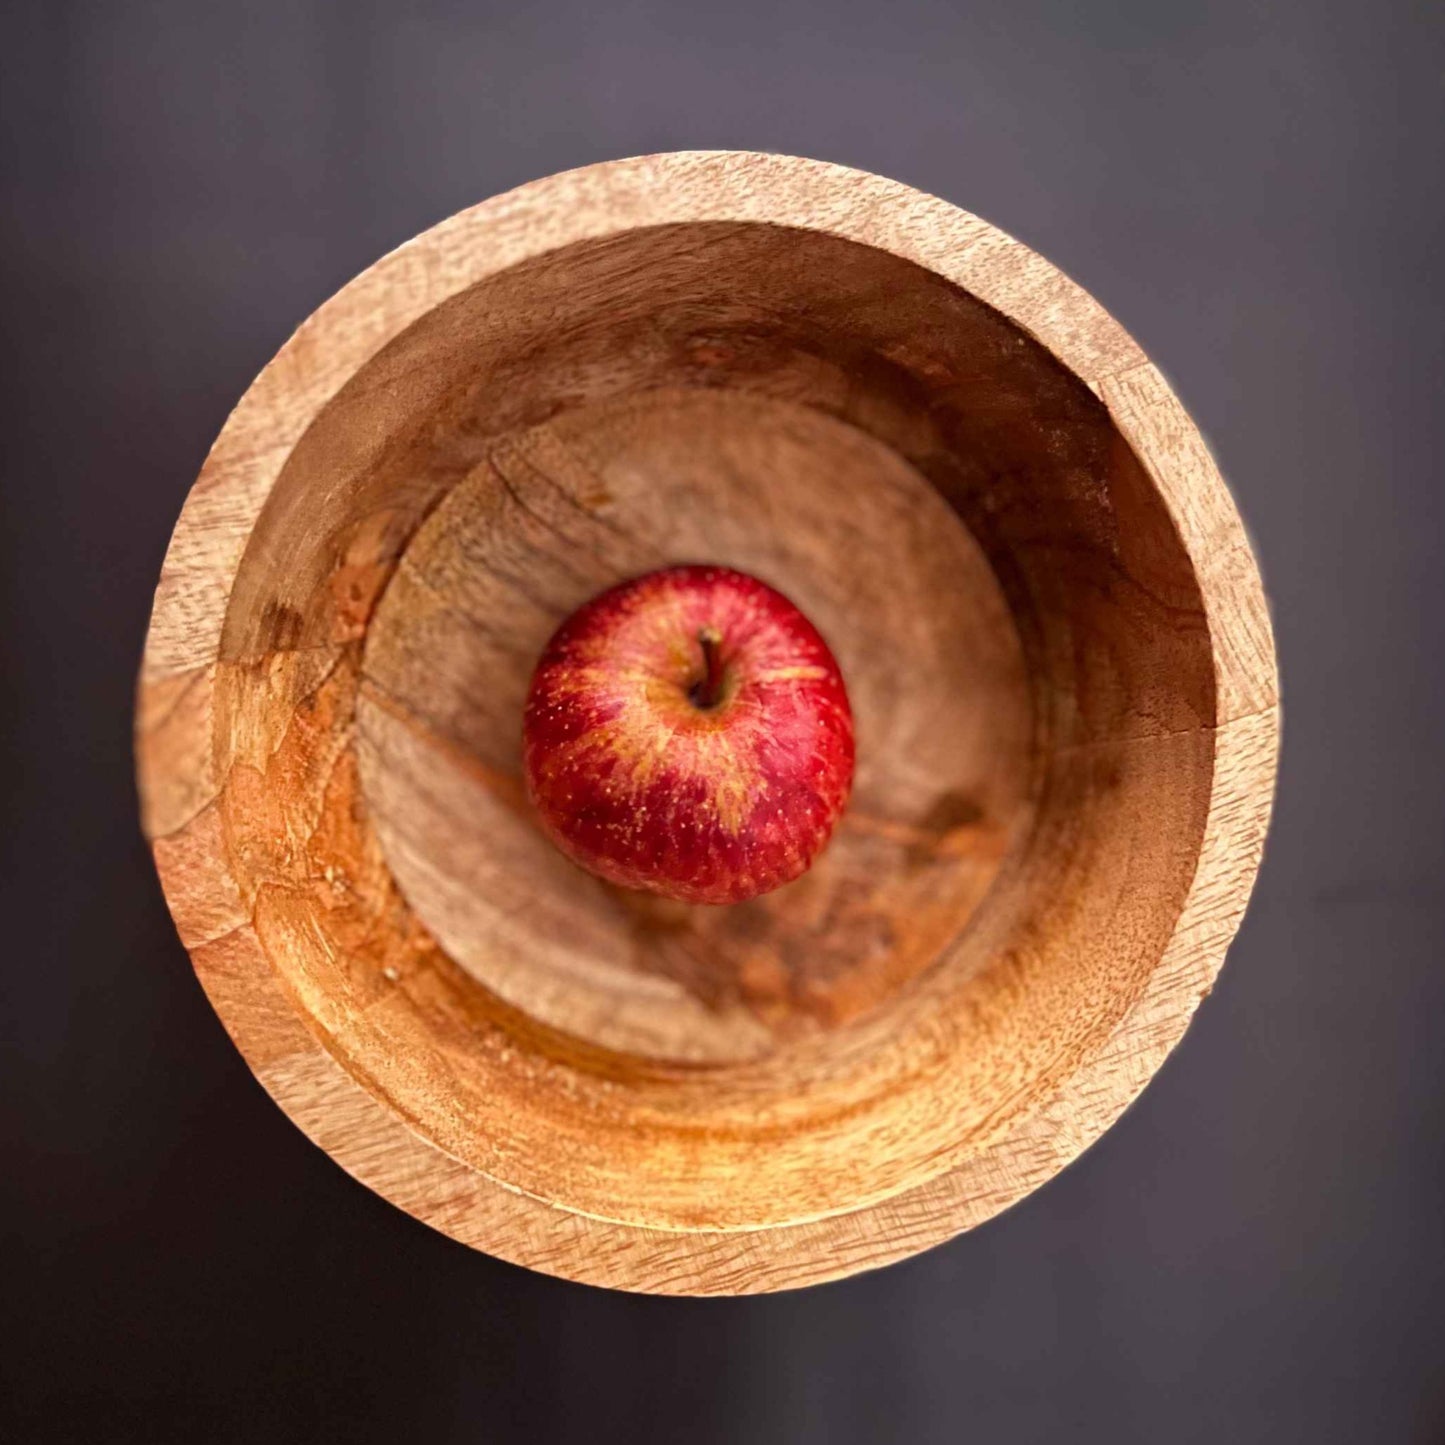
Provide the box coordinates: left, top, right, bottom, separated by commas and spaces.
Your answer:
358, 389, 1033, 1064
137, 152, 1278, 1291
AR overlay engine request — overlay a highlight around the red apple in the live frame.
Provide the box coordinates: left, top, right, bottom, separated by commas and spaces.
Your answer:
522, 564, 855, 905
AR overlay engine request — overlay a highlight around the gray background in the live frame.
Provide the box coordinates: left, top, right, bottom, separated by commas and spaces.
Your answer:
3, 2, 1443, 1441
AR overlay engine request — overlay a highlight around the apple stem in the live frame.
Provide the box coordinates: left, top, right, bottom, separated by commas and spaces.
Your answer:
691, 626, 726, 709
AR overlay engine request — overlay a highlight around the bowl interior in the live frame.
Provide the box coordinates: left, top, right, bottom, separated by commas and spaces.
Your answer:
211, 221, 1215, 1231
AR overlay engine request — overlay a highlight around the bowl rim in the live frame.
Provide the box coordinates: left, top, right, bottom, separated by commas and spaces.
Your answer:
136, 150, 1279, 1294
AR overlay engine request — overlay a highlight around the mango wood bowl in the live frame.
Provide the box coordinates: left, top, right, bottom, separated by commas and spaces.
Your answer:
137, 152, 1277, 1294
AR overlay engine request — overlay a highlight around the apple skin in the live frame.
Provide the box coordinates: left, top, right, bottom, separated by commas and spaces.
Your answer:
523, 564, 855, 905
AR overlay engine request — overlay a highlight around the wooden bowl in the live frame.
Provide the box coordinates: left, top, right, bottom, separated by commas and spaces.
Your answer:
137, 152, 1277, 1294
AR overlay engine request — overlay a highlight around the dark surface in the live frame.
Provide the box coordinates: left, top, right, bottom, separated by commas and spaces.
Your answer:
3, 2, 1443, 1441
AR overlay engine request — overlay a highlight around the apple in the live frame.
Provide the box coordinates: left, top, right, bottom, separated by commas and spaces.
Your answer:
523, 564, 855, 904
